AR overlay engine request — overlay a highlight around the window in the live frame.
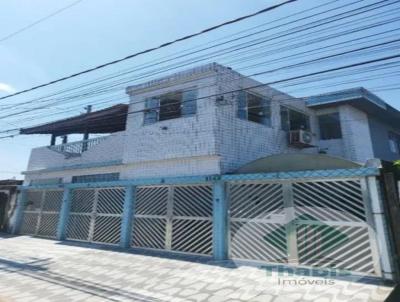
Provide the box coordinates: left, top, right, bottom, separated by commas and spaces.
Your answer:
30, 178, 62, 185
388, 132, 400, 154
318, 113, 342, 140
72, 173, 120, 184
238, 91, 271, 126
280, 106, 310, 131
144, 89, 197, 125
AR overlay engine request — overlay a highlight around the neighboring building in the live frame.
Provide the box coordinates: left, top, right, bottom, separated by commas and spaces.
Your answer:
0, 179, 23, 232
20, 63, 400, 184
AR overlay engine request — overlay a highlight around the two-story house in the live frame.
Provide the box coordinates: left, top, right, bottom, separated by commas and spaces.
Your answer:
21, 63, 400, 184
15, 63, 398, 279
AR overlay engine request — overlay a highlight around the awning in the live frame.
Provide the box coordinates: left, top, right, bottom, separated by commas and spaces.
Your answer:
20, 104, 129, 136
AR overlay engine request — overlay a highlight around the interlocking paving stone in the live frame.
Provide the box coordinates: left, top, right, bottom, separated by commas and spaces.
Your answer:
0, 234, 394, 301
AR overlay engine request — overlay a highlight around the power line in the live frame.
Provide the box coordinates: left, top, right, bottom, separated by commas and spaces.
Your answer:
2, 0, 396, 118
0, 0, 298, 101
0, 0, 348, 111
1, 52, 396, 138
0, 0, 84, 43
3, 30, 398, 121
0, 0, 396, 133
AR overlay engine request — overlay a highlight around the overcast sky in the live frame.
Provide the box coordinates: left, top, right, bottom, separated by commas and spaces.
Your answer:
0, 0, 398, 180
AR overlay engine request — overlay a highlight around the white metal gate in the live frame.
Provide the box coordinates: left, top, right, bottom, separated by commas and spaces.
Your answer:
20, 189, 63, 238
66, 188, 125, 245
228, 178, 381, 276
131, 184, 213, 255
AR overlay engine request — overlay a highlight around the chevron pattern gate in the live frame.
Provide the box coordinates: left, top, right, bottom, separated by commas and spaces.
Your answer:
20, 189, 63, 238
228, 178, 381, 276
131, 184, 213, 255
66, 188, 125, 245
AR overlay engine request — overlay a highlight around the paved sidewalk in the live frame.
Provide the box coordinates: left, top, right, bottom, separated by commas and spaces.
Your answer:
0, 235, 393, 302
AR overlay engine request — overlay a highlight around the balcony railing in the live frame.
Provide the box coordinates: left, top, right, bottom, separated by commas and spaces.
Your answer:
48, 136, 108, 158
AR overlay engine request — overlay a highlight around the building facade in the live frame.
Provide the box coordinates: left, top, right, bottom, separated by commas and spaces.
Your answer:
14, 63, 399, 280
21, 63, 400, 184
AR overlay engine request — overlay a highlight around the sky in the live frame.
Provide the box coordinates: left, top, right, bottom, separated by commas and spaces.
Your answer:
0, 0, 399, 180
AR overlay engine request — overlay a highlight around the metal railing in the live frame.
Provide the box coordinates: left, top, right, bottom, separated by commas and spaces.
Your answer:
48, 136, 108, 157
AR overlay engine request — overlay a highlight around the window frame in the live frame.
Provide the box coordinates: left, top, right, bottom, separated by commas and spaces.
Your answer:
280, 106, 310, 131
237, 90, 271, 127
71, 173, 120, 184
143, 88, 197, 126
318, 112, 343, 140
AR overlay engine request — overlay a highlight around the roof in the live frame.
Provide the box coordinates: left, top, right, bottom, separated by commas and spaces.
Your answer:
20, 104, 129, 136
0, 179, 22, 189
306, 87, 400, 128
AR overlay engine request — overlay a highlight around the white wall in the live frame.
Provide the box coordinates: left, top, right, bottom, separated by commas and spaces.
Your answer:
25, 63, 381, 183
27, 132, 125, 172
214, 65, 319, 173
123, 64, 221, 177
339, 105, 374, 163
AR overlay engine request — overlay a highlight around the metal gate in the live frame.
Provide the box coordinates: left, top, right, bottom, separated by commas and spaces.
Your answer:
228, 178, 381, 276
20, 189, 63, 238
131, 184, 213, 255
66, 187, 125, 245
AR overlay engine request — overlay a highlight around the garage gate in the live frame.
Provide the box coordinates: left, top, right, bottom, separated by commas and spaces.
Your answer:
20, 189, 63, 238
15, 169, 391, 278
132, 184, 213, 255
63, 184, 213, 255
66, 187, 125, 245
228, 178, 381, 276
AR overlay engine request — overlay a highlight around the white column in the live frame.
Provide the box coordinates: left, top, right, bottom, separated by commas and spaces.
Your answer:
367, 176, 394, 280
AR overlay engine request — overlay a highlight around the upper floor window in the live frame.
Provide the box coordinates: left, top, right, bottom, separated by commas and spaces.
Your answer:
388, 132, 400, 154
280, 106, 310, 131
318, 113, 342, 140
238, 91, 271, 126
144, 89, 197, 125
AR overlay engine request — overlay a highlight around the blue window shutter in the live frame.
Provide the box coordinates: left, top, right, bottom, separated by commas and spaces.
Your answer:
182, 90, 197, 116
237, 91, 247, 119
144, 97, 159, 125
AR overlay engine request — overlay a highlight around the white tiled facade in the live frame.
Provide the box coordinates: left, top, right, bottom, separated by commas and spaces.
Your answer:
23, 63, 396, 184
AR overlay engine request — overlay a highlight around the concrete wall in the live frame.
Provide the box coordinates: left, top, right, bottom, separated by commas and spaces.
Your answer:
27, 132, 125, 172
214, 65, 318, 173
368, 117, 400, 161
123, 64, 220, 177
25, 63, 397, 184
339, 105, 374, 163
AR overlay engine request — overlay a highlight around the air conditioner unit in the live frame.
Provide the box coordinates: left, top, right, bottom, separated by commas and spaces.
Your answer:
289, 129, 314, 148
